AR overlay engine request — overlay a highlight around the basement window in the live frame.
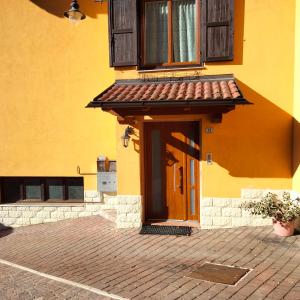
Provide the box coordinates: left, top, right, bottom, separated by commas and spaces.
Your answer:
0, 177, 84, 204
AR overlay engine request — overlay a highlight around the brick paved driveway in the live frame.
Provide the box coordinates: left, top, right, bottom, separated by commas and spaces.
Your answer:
0, 263, 107, 300
0, 216, 299, 300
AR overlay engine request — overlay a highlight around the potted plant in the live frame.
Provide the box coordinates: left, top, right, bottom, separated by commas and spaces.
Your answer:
240, 192, 300, 237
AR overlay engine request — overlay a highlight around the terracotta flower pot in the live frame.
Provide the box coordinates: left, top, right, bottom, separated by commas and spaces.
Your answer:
272, 219, 295, 237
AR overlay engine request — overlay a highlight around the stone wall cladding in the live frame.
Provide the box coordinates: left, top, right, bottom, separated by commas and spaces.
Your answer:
201, 197, 272, 229
0, 192, 142, 229
84, 190, 118, 204
115, 195, 142, 228
2, 188, 298, 230
0, 203, 109, 228
84, 190, 101, 203
202, 189, 300, 229
240, 189, 299, 200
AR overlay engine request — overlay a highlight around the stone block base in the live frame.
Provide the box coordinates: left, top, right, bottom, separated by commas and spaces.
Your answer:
84, 190, 101, 203
201, 197, 272, 229
115, 195, 142, 228
2, 188, 298, 231
0, 191, 142, 229
201, 189, 300, 230
0, 202, 109, 228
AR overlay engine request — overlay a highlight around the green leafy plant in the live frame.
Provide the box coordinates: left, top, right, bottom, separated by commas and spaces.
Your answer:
240, 192, 300, 223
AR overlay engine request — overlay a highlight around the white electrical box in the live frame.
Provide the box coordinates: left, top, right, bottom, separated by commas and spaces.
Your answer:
97, 158, 117, 192
98, 172, 117, 192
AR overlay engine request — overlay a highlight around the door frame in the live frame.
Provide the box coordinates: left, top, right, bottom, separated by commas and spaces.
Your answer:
140, 119, 202, 223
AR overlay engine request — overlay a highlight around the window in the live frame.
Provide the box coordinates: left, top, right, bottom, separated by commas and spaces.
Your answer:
0, 177, 84, 204
25, 178, 42, 200
47, 178, 64, 200
108, 0, 234, 68
142, 0, 200, 67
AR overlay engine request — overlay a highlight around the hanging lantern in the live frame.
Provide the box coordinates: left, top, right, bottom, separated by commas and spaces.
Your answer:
64, 0, 86, 25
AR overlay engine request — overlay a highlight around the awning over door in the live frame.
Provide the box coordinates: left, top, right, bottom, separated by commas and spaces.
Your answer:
87, 74, 250, 120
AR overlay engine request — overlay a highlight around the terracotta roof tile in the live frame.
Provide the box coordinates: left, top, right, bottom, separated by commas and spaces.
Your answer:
88, 75, 247, 108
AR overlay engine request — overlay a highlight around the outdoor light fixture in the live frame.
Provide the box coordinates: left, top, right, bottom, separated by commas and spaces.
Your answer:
121, 126, 134, 148
64, 0, 86, 25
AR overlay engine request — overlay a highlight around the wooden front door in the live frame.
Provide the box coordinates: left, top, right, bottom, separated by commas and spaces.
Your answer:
144, 122, 200, 221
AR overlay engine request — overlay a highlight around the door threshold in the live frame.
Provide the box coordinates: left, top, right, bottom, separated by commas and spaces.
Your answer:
145, 219, 200, 228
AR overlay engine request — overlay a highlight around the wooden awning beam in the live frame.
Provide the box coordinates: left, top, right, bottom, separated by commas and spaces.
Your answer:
103, 105, 235, 118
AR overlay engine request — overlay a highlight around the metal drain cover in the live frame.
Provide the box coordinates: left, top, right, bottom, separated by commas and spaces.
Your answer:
187, 263, 250, 285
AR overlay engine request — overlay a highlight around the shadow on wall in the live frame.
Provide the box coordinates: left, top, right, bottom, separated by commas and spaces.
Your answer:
293, 119, 300, 176
206, 79, 295, 178
30, 0, 107, 18
0, 224, 13, 238
142, 80, 296, 179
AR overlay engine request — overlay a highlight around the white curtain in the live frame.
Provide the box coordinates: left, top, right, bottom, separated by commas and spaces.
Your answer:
145, 1, 168, 64
172, 0, 196, 62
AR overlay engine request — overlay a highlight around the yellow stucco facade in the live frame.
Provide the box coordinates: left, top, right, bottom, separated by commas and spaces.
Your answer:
0, 0, 299, 200
0, 1, 116, 190
115, 0, 296, 198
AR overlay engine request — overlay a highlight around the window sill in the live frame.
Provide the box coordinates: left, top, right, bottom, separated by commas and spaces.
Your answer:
138, 65, 206, 74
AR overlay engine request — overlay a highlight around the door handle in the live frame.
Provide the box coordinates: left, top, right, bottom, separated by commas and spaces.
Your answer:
178, 166, 183, 193
173, 164, 183, 193
173, 163, 176, 192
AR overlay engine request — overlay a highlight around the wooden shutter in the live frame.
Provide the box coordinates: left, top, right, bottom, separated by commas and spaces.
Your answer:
201, 0, 234, 62
108, 0, 138, 67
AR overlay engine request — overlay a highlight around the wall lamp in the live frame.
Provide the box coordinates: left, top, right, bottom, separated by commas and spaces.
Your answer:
64, 1, 107, 24
121, 126, 134, 148
64, 0, 86, 25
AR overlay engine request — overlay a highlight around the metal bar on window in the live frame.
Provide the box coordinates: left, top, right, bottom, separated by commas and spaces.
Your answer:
63, 178, 67, 201
41, 179, 45, 201
20, 178, 25, 200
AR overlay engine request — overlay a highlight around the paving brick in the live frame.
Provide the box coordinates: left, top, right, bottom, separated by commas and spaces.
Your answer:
0, 264, 108, 299
0, 216, 300, 299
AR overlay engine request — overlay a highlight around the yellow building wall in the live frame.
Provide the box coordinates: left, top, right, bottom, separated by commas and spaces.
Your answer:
116, 124, 141, 195
0, 1, 116, 190
116, 0, 295, 197
0, 1, 296, 197
293, 0, 300, 192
